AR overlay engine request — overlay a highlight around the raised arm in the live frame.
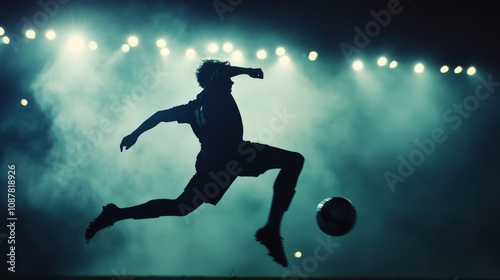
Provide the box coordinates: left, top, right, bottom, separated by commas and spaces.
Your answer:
222, 66, 264, 79
211, 66, 263, 83
119, 107, 182, 152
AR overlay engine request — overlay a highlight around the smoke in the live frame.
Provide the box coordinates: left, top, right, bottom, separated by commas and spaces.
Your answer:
1, 0, 499, 278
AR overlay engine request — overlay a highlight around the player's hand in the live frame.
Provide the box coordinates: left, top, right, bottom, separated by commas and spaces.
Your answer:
120, 133, 138, 152
249, 68, 264, 79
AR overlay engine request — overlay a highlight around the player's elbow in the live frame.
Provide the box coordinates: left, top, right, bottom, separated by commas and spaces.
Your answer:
154, 110, 173, 123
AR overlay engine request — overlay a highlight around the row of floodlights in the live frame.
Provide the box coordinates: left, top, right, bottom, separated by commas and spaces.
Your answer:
0, 28, 476, 73
128, 38, 298, 65
352, 57, 477, 75
0, 28, 313, 64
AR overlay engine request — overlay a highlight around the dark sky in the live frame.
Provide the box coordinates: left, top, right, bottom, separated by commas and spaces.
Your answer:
1, 0, 499, 278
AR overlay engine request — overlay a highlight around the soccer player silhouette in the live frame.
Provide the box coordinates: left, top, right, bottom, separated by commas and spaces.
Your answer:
85, 59, 304, 267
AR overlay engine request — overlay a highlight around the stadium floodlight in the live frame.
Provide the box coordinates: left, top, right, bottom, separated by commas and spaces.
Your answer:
186, 48, 196, 58
389, 60, 398, 69
127, 36, 139, 47
25, 29, 36, 39
454, 66, 463, 74
377, 56, 388, 66
121, 44, 130, 52
223, 42, 233, 53
160, 47, 170, 57
256, 49, 267, 59
231, 50, 243, 61
466, 66, 476, 76
279, 55, 290, 65
2, 36, 10, 44
208, 43, 218, 53
46, 30, 56, 40
352, 60, 363, 71
414, 63, 424, 73
67, 35, 85, 52
308, 51, 318, 61
156, 39, 167, 48
89, 41, 98, 50
20, 99, 28, 106
275, 47, 286, 56
440, 65, 449, 73
0, 26, 4, 36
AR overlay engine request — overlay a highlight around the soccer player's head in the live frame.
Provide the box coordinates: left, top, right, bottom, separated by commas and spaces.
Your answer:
195, 59, 230, 89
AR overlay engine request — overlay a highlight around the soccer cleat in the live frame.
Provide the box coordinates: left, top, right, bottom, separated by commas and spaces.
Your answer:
255, 227, 288, 267
85, 203, 119, 242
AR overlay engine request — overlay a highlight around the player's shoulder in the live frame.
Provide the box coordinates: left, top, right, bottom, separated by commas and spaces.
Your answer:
185, 92, 203, 104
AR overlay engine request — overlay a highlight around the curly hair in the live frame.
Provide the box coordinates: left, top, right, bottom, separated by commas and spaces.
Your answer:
195, 59, 230, 88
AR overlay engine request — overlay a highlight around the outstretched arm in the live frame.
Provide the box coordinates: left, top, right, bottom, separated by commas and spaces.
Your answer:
223, 66, 264, 79
120, 108, 179, 152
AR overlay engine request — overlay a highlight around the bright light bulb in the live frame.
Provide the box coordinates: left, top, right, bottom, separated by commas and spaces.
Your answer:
256, 50, 267, 59
275, 47, 286, 56
352, 60, 363, 71
46, 30, 56, 40
308, 51, 318, 61
160, 47, 170, 56
156, 39, 167, 48
223, 42, 233, 53
127, 36, 139, 47
25, 29, 36, 39
89, 41, 98, 50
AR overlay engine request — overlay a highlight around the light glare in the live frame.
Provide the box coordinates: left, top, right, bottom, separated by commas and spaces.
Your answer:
294, 251, 302, 258
223, 42, 233, 53
308, 51, 318, 61
121, 44, 130, 52
352, 60, 363, 71
89, 41, 98, 50
67, 36, 84, 52
231, 50, 243, 61
160, 47, 170, 56
279, 55, 290, 65
440, 65, 449, 73
389, 60, 398, 68
256, 50, 267, 59
186, 48, 196, 58
0, 27, 4, 36
208, 43, 218, 53
45, 30, 56, 40
156, 39, 167, 48
20, 99, 28, 106
377, 57, 388, 66
275, 47, 286, 56
467, 66, 476, 75
2, 36, 10, 44
127, 36, 139, 47
414, 63, 424, 73
25, 29, 36, 39
454, 66, 463, 74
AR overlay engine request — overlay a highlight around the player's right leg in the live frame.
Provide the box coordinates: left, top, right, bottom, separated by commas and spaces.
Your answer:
237, 142, 305, 267
85, 181, 203, 242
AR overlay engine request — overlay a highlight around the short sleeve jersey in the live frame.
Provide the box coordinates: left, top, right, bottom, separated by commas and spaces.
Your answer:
174, 68, 244, 153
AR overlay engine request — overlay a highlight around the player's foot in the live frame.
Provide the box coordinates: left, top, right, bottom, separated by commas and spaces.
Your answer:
85, 203, 119, 242
255, 226, 288, 267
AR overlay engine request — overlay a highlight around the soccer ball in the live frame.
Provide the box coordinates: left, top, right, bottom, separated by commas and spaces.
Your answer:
316, 197, 356, 236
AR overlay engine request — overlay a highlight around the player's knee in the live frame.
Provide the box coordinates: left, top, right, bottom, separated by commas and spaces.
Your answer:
296, 152, 305, 167
177, 204, 195, 216
289, 151, 304, 171
175, 199, 198, 216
